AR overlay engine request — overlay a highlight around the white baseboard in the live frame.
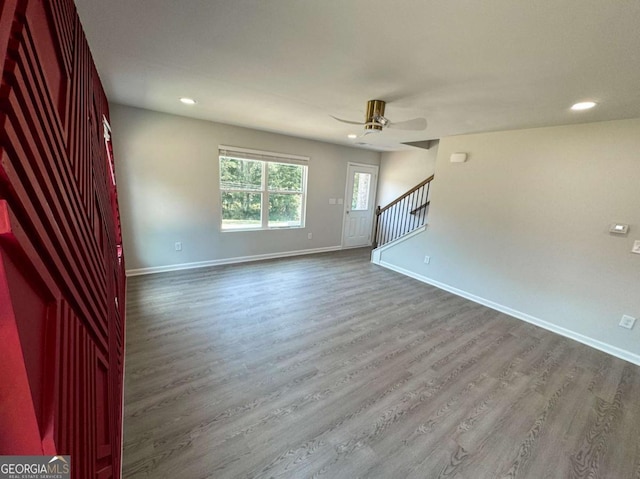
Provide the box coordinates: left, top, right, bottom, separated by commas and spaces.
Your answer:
342, 244, 373, 250
376, 260, 640, 367
126, 246, 343, 277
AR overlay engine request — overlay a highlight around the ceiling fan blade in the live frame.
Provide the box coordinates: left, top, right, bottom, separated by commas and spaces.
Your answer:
388, 117, 427, 131
330, 115, 366, 126
354, 141, 398, 151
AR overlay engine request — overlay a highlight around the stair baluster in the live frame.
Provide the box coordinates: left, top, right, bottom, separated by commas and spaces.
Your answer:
373, 175, 434, 248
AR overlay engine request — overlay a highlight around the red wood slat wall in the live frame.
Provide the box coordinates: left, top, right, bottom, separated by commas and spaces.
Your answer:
0, 1, 126, 477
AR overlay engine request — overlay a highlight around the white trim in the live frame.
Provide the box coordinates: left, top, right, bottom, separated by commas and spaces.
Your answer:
374, 260, 640, 367
218, 144, 309, 164
102, 115, 111, 140
126, 246, 342, 277
220, 225, 305, 233
371, 225, 427, 260
344, 161, 380, 169
342, 244, 372, 250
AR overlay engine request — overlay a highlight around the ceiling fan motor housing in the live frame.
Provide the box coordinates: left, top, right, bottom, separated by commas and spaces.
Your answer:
365, 100, 386, 131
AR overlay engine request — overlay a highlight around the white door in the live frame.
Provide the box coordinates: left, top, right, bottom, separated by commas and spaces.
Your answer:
343, 163, 378, 248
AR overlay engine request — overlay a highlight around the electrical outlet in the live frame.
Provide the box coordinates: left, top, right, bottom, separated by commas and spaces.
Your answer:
619, 315, 636, 329
175, 241, 182, 251
307, 233, 313, 240
424, 255, 430, 264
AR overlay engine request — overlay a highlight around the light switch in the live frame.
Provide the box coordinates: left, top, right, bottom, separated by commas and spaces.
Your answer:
632, 240, 640, 254
337, 198, 344, 205
329, 198, 336, 205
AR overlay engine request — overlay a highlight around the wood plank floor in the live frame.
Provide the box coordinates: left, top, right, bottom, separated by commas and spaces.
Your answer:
123, 248, 640, 478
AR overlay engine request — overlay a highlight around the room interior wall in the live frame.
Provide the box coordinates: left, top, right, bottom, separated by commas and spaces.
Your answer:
110, 104, 381, 273
376, 143, 438, 207
377, 118, 640, 361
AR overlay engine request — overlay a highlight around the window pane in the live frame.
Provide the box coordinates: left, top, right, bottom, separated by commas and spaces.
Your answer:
220, 157, 262, 190
221, 192, 262, 229
268, 193, 302, 227
268, 163, 303, 192
351, 172, 371, 210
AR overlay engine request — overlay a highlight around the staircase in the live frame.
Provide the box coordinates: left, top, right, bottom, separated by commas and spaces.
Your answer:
373, 175, 434, 248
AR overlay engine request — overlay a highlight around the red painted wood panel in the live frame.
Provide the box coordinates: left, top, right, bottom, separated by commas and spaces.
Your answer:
0, 1, 125, 477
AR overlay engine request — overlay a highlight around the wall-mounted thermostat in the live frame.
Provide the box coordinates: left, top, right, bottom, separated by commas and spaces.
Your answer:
609, 223, 629, 234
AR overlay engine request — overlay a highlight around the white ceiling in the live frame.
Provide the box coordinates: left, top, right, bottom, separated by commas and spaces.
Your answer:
75, 0, 640, 151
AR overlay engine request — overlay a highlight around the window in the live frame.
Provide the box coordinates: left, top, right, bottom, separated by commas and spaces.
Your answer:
219, 146, 308, 230
351, 172, 372, 211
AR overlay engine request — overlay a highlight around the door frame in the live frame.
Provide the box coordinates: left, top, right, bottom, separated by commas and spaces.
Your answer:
342, 162, 379, 248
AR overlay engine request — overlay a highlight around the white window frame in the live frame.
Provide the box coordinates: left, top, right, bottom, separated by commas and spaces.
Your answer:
218, 145, 309, 231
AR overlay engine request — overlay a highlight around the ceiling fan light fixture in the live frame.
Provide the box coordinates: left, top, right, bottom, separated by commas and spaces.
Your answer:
376, 116, 389, 127
331, 99, 426, 133
364, 100, 386, 131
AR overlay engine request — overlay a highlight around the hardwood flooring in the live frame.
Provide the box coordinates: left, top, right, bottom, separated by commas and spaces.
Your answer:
123, 248, 640, 478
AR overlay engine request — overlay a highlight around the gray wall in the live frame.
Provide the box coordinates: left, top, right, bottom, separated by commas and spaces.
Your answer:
379, 118, 640, 358
376, 144, 438, 207
110, 104, 380, 272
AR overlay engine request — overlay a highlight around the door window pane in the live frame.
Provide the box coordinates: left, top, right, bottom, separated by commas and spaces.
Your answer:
351, 172, 371, 210
221, 192, 262, 229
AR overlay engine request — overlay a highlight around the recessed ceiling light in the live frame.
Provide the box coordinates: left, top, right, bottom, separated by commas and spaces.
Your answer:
347, 134, 357, 139
180, 97, 196, 105
571, 101, 596, 111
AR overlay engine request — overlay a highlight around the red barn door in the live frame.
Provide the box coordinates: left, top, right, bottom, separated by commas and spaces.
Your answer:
0, 1, 126, 477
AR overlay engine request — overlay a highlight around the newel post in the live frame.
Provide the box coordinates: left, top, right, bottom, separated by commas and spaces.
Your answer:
373, 205, 381, 248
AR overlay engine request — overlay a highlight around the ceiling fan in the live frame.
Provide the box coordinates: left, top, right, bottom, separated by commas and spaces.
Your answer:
331, 99, 427, 135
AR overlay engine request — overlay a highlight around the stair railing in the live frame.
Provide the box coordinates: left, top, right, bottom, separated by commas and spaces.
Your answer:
373, 175, 434, 248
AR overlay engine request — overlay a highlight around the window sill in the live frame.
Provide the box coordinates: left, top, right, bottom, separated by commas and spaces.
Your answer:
220, 225, 306, 233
